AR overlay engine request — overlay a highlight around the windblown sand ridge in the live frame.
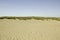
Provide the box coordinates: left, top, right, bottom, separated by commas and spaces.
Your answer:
0, 19, 60, 40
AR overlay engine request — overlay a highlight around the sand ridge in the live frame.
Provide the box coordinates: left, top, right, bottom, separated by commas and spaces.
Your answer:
0, 19, 60, 40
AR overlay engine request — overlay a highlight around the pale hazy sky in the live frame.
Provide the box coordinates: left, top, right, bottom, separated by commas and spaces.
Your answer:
0, 0, 60, 17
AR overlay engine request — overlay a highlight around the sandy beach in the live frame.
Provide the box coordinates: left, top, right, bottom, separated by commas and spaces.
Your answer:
0, 19, 60, 40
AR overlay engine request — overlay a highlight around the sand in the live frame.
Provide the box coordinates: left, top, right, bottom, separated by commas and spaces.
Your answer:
0, 19, 60, 40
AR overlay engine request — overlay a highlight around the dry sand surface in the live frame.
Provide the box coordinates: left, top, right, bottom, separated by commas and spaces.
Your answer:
0, 19, 60, 40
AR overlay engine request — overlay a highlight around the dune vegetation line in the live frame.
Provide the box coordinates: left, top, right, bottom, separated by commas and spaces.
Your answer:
0, 16, 60, 21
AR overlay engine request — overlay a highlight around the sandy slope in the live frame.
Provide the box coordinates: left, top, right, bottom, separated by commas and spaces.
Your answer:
0, 19, 60, 40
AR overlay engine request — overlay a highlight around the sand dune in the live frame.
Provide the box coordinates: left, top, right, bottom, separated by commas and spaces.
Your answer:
0, 19, 60, 40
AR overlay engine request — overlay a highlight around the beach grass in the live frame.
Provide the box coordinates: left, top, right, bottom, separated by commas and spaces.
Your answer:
0, 16, 60, 21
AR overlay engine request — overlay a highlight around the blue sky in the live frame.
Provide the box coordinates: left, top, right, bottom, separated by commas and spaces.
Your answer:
0, 0, 60, 17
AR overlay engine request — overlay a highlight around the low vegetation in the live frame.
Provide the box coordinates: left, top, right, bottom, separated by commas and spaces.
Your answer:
0, 16, 60, 21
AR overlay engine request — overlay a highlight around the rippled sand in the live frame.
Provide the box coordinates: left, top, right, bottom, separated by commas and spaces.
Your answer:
0, 19, 60, 40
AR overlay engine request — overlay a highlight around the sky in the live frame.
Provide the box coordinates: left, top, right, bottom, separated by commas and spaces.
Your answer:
0, 0, 60, 17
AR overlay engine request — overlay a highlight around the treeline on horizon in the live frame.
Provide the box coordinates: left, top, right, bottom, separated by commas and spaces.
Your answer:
0, 16, 60, 21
